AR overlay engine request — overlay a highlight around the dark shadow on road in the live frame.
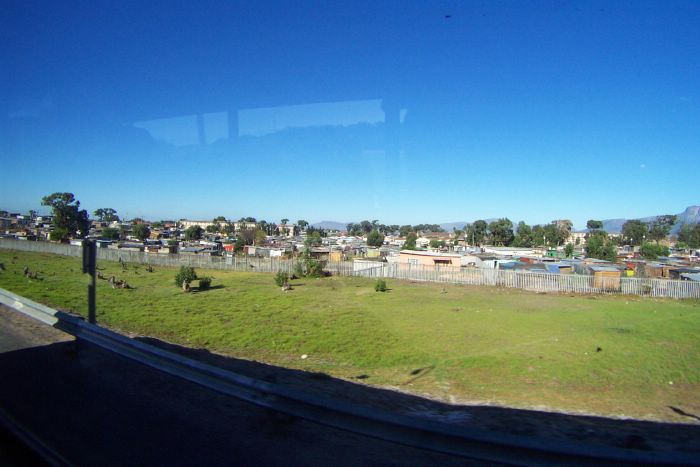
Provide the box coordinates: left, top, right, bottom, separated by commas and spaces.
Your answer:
2, 335, 699, 466
133, 335, 700, 457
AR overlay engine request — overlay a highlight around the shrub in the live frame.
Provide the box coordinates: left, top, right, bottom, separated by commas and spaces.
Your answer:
274, 271, 289, 287
293, 261, 304, 278
175, 266, 197, 287
640, 242, 670, 260
306, 259, 324, 278
198, 276, 212, 290
375, 279, 387, 292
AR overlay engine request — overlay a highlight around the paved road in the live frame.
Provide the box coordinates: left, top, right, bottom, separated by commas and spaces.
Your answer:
0, 307, 473, 466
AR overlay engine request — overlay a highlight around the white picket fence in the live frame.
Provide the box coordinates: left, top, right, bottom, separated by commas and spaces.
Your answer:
2, 239, 699, 299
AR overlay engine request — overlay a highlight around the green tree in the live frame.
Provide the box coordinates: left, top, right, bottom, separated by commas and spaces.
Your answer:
531, 225, 546, 246
586, 231, 617, 261
512, 222, 533, 247
586, 220, 603, 232
564, 243, 574, 258
621, 220, 648, 246
677, 223, 700, 249
399, 225, 413, 238
239, 228, 256, 245
132, 224, 151, 241
184, 225, 204, 241
640, 242, 670, 260
93, 208, 119, 222
488, 218, 514, 246
367, 229, 385, 247
304, 230, 322, 248
553, 219, 573, 246
41, 192, 91, 240
101, 227, 120, 240
404, 232, 417, 250
359, 220, 373, 234
466, 220, 488, 246
174, 266, 197, 288
297, 219, 309, 231
647, 215, 677, 243
221, 223, 234, 236
254, 229, 267, 245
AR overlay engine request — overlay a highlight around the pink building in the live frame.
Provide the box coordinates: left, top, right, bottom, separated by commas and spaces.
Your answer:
398, 250, 461, 269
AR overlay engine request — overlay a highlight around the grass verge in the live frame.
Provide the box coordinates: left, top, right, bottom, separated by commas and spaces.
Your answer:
1, 249, 699, 422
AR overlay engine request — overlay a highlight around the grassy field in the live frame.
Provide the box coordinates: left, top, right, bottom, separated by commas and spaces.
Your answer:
1, 249, 699, 423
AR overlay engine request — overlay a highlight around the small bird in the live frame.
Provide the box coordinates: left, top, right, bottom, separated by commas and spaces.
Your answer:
596, 347, 602, 352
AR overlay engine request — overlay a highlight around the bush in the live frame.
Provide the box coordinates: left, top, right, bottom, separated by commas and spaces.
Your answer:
198, 276, 212, 290
640, 242, 670, 260
274, 271, 289, 287
375, 279, 387, 292
306, 259, 324, 278
175, 266, 197, 287
293, 261, 304, 278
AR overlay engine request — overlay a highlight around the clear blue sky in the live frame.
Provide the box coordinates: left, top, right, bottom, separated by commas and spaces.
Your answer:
2, 0, 699, 229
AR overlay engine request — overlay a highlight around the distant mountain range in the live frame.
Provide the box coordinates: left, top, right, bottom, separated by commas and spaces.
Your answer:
312, 206, 700, 234
599, 205, 700, 234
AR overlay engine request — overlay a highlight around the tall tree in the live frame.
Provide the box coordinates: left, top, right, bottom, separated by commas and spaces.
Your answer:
647, 215, 676, 243
553, 219, 573, 246
564, 243, 574, 258
512, 222, 533, 247
466, 220, 488, 246
41, 192, 90, 240
677, 223, 700, 249
367, 229, 385, 247
531, 225, 546, 246
184, 225, 204, 241
621, 220, 648, 246
93, 208, 119, 222
404, 232, 417, 250
304, 230, 322, 247
297, 219, 309, 231
254, 229, 267, 245
586, 220, 603, 231
488, 218, 514, 246
586, 231, 617, 261
132, 224, 151, 241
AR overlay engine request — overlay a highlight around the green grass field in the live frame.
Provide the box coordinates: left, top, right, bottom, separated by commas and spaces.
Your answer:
1, 249, 699, 423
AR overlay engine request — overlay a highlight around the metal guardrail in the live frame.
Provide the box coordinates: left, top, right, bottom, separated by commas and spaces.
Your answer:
1, 287, 698, 466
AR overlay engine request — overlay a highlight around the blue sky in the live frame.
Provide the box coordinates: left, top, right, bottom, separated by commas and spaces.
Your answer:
2, 0, 699, 229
